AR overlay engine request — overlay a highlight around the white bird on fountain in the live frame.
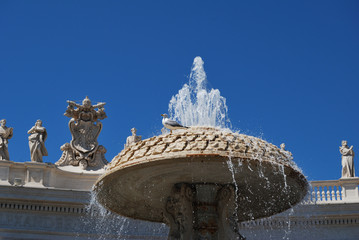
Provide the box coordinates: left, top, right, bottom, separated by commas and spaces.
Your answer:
161, 114, 188, 133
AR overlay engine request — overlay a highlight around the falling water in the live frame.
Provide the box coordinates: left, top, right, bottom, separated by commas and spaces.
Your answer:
169, 56, 231, 128
80, 191, 168, 239
226, 158, 240, 211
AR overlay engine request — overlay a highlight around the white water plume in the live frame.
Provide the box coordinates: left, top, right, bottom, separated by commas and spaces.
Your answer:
80, 190, 168, 239
169, 56, 231, 128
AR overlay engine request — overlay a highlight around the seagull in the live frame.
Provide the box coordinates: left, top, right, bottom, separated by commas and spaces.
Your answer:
161, 114, 188, 133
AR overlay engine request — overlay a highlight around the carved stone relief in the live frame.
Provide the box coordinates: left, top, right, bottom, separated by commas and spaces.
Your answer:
163, 183, 246, 240
163, 183, 194, 240
55, 97, 108, 169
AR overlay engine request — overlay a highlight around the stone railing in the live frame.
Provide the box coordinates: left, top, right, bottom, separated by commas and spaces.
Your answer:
309, 178, 359, 204
1, 159, 358, 205
0, 160, 104, 190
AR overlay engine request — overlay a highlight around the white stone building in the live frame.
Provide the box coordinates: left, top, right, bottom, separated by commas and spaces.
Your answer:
0, 160, 358, 240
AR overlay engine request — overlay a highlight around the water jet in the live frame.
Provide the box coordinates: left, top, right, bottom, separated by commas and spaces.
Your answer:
93, 57, 308, 239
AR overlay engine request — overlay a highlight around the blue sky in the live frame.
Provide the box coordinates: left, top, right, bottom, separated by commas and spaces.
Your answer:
0, 1, 358, 180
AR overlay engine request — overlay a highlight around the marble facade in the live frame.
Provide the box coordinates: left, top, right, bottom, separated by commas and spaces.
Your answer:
0, 159, 358, 240
0, 160, 167, 240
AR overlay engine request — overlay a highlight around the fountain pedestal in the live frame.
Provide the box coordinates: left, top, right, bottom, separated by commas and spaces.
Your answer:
164, 183, 244, 240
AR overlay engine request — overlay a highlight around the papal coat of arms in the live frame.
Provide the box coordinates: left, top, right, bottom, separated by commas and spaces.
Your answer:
56, 96, 108, 169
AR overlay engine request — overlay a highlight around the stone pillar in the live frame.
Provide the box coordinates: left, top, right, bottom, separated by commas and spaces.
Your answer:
24, 162, 45, 187
340, 177, 359, 203
164, 183, 194, 240
0, 161, 11, 186
164, 183, 245, 240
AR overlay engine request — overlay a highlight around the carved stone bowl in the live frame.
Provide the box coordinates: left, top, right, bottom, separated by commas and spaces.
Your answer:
94, 127, 308, 223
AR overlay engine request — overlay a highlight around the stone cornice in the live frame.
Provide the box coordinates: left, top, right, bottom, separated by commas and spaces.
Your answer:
0, 185, 90, 204
0, 201, 86, 214
240, 215, 359, 229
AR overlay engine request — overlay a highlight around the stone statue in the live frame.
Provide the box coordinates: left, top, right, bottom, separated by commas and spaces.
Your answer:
0, 119, 13, 160
56, 96, 108, 170
340, 140, 355, 178
280, 143, 292, 160
64, 96, 107, 121
125, 128, 142, 148
28, 120, 48, 163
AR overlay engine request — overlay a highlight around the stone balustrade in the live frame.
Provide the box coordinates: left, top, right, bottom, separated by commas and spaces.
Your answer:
0, 160, 104, 190
0, 160, 358, 205
308, 178, 359, 204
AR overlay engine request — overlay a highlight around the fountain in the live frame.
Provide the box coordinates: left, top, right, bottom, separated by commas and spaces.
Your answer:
93, 57, 308, 239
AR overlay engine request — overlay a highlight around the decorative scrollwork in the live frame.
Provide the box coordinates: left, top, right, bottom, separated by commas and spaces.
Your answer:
55, 97, 108, 170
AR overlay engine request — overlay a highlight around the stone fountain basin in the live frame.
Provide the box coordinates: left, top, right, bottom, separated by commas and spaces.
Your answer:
94, 127, 308, 223
95, 154, 307, 223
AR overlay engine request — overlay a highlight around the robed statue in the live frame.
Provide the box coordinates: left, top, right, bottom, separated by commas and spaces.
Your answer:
339, 140, 355, 178
0, 119, 13, 160
56, 96, 108, 169
28, 120, 48, 162
124, 128, 142, 148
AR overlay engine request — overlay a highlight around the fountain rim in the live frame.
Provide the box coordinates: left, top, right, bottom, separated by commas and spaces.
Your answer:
93, 127, 309, 222
96, 151, 303, 184
93, 154, 308, 223
103, 126, 298, 172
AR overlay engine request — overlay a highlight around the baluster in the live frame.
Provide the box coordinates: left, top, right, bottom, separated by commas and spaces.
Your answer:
317, 186, 322, 202
331, 186, 336, 201
311, 187, 316, 203
326, 186, 331, 201
321, 186, 326, 202
336, 186, 341, 201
